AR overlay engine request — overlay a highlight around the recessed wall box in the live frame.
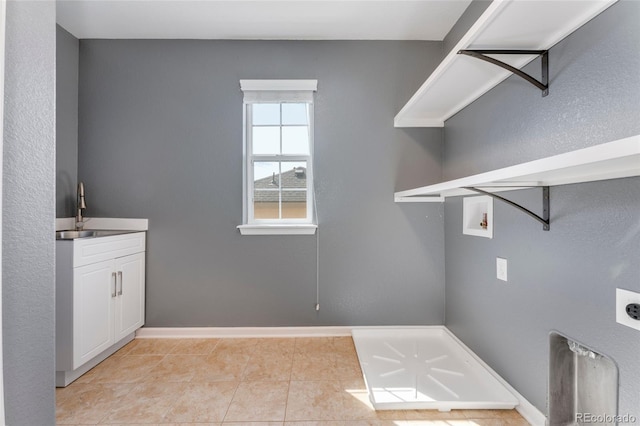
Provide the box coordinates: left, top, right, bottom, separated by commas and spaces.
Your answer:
463, 195, 493, 238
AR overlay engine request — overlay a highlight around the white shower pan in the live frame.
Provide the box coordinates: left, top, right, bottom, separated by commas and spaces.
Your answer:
352, 327, 519, 411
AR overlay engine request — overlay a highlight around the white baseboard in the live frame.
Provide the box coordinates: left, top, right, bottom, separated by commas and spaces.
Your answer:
136, 325, 448, 339
136, 325, 546, 425
136, 326, 353, 338
515, 401, 547, 426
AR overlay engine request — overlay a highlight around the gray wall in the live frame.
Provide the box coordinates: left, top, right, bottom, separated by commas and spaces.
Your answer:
77, 40, 445, 327
444, 0, 640, 418
443, 0, 491, 55
3, 1, 56, 424
56, 25, 79, 217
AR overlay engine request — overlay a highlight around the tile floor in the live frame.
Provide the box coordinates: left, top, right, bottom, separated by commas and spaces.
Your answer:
56, 337, 529, 425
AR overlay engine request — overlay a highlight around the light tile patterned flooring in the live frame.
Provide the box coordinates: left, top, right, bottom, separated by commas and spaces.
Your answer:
56, 337, 529, 425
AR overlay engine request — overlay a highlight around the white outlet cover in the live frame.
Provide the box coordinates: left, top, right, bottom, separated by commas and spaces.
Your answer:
616, 288, 640, 331
496, 257, 507, 282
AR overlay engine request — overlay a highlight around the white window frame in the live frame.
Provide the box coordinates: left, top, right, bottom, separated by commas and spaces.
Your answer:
238, 79, 318, 236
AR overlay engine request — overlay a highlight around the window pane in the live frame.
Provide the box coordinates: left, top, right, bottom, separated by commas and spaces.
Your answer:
252, 126, 280, 155
280, 161, 307, 190
282, 126, 309, 155
254, 191, 279, 219
253, 161, 280, 186
282, 191, 307, 219
252, 103, 280, 125
282, 103, 308, 125
253, 161, 280, 219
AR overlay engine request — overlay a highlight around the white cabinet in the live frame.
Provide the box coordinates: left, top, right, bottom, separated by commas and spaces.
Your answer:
56, 232, 146, 386
114, 252, 145, 341
73, 259, 115, 367
72, 252, 145, 367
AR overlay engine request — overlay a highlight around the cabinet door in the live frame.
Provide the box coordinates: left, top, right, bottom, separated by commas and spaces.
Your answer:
114, 252, 145, 341
73, 259, 116, 368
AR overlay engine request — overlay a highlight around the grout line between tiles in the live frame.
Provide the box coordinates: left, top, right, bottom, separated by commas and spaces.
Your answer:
221, 340, 252, 422
282, 379, 291, 422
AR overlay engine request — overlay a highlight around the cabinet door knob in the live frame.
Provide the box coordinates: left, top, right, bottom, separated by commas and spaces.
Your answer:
111, 272, 117, 298
117, 271, 123, 296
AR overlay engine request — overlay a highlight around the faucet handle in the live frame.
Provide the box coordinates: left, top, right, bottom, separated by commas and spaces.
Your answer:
76, 182, 87, 230
77, 182, 87, 208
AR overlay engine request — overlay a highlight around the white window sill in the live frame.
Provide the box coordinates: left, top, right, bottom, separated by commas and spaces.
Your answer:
237, 224, 317, 236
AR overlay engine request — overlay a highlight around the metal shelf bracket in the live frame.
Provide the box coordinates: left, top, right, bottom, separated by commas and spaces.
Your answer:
463, 186, 550, 231
457, 49, 549, 97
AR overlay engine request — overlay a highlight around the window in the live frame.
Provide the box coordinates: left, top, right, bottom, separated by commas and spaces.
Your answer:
238, 80, 318, 235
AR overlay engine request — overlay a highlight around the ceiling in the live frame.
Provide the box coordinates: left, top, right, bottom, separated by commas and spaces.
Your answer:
56, 0, 472, 40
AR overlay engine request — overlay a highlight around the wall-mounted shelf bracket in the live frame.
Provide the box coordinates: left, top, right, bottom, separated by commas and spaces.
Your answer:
457, 50, 549, 97
463, 186, 550, 231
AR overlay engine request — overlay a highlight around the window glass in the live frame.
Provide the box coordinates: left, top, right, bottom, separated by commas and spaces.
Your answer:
282, 191, 307, 218
280, 161, 307, 218
282, 126, 309, 155
280, 161, 307, 190
252, 103, 280, 125
252, 126, 280, 155
253, 161, 280, 219
282, 103, 308, 125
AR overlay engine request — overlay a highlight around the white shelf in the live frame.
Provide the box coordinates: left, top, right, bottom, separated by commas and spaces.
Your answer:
394, 134, 640, 202
394, 0, 618, 128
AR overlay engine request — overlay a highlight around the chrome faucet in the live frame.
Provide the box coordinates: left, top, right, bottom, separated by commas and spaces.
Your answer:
75, 182, 87, 230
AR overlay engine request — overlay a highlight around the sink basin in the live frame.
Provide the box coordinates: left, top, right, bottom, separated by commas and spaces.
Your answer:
56, 230, 136, 240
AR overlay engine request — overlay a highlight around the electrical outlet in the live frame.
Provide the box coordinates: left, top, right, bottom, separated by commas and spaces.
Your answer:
496, 257, 508, 281
616, 288, 640, 331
